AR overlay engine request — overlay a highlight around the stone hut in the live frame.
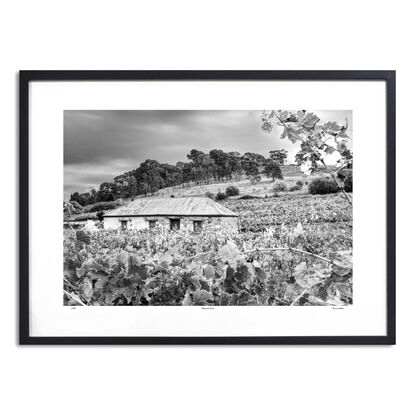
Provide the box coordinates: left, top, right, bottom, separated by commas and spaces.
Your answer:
103, 197, 238, 232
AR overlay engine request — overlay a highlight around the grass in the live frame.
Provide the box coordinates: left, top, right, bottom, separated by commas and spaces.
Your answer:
156, 174, 314, 198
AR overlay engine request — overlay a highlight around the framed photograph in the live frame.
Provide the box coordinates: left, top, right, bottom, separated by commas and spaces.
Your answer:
19, 70, 395, 345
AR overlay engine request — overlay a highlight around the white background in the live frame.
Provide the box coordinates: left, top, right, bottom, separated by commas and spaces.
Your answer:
30, 81, 386, 337
1, 1, 412, 414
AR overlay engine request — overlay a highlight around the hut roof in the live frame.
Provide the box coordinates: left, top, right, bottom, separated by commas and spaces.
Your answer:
104, 197, 238, 217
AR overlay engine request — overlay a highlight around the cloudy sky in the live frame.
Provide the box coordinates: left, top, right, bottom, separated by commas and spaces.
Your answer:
64, 110, 352, 199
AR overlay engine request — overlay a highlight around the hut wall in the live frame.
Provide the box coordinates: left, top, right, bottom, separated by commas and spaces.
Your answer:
103, 217, 147, 230
103, 215, 238, 232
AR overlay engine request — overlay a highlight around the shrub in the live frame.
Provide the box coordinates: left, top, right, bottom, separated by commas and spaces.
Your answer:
308, 178, 339, 195
83, 201, 119, 213
338, 169, 353, 193
69, 212, 98, 221
296, 180, 303, 187
344, 177, 352, 192
238, 195, 261, 200
225, 185, 240, 197
205, 191, 215, 199
273, 181, 287, 195
170, 194, 175, 198
215, 191, 227, 201
289, 184, 302, 192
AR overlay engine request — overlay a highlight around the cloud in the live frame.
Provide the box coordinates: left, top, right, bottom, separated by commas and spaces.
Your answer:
64, 110, 268, 166
64, 159, 137, 199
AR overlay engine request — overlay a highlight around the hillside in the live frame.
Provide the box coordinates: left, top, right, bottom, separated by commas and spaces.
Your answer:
66, 170, 331, 222
156, 169, 311, 198
68, 148, 292, 207
156, 176, 303, 198
65, 166, 345, 224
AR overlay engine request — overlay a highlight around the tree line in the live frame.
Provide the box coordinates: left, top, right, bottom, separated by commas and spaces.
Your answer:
70, 149, 288, 206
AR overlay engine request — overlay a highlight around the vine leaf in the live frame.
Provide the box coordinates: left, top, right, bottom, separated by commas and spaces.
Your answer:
331, 250, 353, 280
88, 270, 108, 289
79, 278, 93, 301
203, 264, 215, 279
291, 222, 305, 239
182, 290, 214, 306
158, 253, 173, 268
294, 262, 322, 288
218, 241, 244, 268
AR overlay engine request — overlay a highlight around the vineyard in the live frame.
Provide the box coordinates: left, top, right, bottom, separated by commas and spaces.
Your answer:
63, 193, 352, 306
223, 193, 351, 231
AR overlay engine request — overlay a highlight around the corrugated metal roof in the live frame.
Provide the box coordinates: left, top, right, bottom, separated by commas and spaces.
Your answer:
104, 197, 238, 217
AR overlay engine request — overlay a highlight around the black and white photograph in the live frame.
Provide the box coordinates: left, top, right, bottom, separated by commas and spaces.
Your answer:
63, 109, 353, 307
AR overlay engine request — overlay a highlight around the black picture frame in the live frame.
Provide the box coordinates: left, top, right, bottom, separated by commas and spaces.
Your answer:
19, 70, 396, 345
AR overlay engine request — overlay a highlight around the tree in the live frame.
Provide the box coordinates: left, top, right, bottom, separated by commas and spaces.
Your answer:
69, 192, 81, 204
242, 152, 266, 165
227, 151, 243, 179
70, 191, 95, 206
209, 149, 231, 180
161, 163, 182, 187
89, 188, 98, 204
261, 110, 352, 205
97, 182, 116, 202
243, 160, 261, 184
134, 159, 166, 195
264, 159, 283, 181
138, 182, 150, 196
176, 161, 192, 184
187, 149, 206, 165
269, 149, 288, 166
127, 176, 138, 197
186, 149, 217, 183
113, 172, 138, 198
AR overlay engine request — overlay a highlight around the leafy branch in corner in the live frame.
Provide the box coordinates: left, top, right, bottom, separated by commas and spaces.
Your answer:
261, 110, 353, 206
